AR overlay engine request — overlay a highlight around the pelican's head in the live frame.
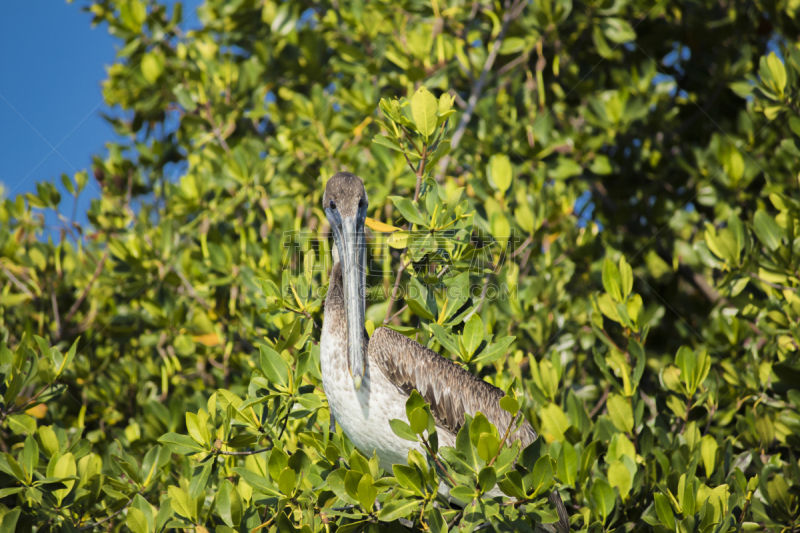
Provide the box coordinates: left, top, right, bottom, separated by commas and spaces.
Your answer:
323, 172, 369, 389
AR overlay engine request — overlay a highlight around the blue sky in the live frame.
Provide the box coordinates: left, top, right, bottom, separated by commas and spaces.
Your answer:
0, 2, 119, 227
0, 1, 201, 234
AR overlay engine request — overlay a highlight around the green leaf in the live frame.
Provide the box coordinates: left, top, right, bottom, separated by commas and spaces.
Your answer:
430, 323, 462, 356
389, 418, 419, 441
188, 460, 213, 500
373, 133, 403, 150
531, 455, 554, 496
278, 467, 297, 495
608, 460, 632, 500
186, 412, 208, 446
590, 155, 612, 175
268, 448, 289, 482
231, 467, 281, 497
606, 393, 634, 433
260, 345, 290, 388
23, 433, 38, 484
700, 435, 717, 477
52, 453, 76, 504
411, 86, 439, 141
487, 154, 513, 193
218, 479, 243, 527
601, 17, 636, 43
469, 412, 497, 447
462, 314, 484, 356
579, 441, 598, 486
168, 486, 194, 521
557, 442, 577, 487
404, 389, 427, 419
141, 52, 165, 84
155, 497, 173, 532
654, 493, 676, 531
753, 209, 784, 251
357, 474, 378, 511
408, 407, 429, 435
477, 466, 497, 493
158, 433, 206, 454
602, 258, 622, 302
427, 140, 451, 168
406, 276, 436, 321
498, 470, 527, 499
120, 0, 146, 31
132, 494, 154, 532
765, 52, 786, 94
592, 479, 615, 523
473, 336, 515, 363
540, 402, 570, 441
499, 395, 520, 416
6, 413, 36, 435
618, 256, 633, 300
393, 464, 424, 497
477, 433, 500, 462
389, 196, 427, 226
127, 507, 150, 533
0, 508, 21, 533
449, 484, 476, 503
37, 426, 60, 458
378, 498, 420, 521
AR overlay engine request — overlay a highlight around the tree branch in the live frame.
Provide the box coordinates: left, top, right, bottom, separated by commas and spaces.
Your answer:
62, 251, 109, 332
214, 447, 273, 456
78, 492, 138, 530
383, 260, 410, 325
437, 0, 527, 177
589, 385, 611, 418
1, 263, 35, 300
175, 267, 214, 311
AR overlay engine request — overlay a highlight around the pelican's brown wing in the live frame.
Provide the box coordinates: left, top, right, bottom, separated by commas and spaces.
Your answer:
368, 327, 536, 446
369, 326, 570, 533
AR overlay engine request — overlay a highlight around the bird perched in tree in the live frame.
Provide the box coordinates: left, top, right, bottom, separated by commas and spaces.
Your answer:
320, 171, 569, 533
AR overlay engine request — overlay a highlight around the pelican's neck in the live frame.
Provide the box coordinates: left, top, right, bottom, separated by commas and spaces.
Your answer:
325, 261, 345, 313
322, 262, 346, 343
322, 261, 368, 355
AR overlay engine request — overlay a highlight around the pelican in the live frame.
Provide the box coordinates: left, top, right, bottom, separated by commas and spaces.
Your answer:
320, 172, 569, 533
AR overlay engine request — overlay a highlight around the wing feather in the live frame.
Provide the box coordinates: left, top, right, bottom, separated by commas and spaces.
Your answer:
369, 327, 570, 533
369, 327, 537, 446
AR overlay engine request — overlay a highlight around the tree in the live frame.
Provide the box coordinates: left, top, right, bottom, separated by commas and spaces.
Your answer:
1, 0, 799, 531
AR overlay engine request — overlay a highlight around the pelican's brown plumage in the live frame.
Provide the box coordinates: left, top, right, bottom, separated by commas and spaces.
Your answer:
320, 172, 570, 533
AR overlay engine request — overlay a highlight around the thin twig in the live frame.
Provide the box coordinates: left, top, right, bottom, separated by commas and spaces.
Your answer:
1, 263, 35, 300
496, 52, 530, 77
215, 447, 272, 456
204, 102, 231, 154
487, 412, 520, 467
748, 272, 795, 291
78, 493, 137, 530
386, 305, 409, 324
63, 251, 109, 330
0, 379, 60, 426
414, 143, 428, 202
175, 268, 214, 311
421, 437, 458, 487
510, 234, 533, 258
278, 411, 291, 439
438, 0, 526, 177
589, 385, 611, 418
383, 260, 410, 325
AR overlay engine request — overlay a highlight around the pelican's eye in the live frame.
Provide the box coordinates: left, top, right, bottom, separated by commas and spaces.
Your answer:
330, 200, 336, 209
358, 197, 365, 207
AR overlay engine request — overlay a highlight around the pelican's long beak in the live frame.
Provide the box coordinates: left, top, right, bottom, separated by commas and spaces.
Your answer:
327, 208, 367, 389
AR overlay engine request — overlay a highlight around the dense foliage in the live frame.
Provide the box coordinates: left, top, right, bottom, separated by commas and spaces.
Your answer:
2, 0, 800, 531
